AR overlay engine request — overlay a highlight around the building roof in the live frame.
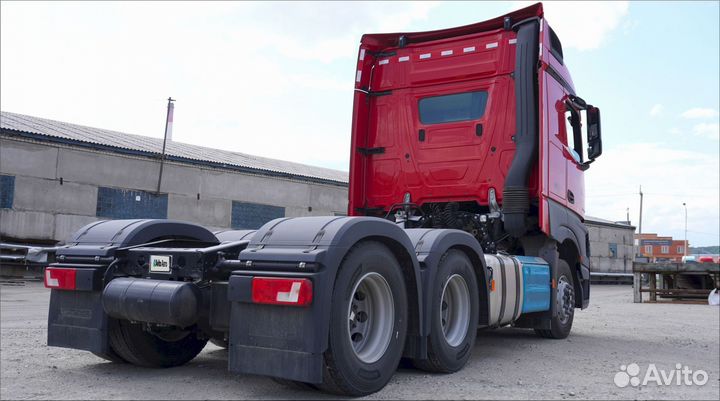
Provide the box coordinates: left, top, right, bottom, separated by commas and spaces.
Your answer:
585, 215, 636, 230
0, 111, 349, 186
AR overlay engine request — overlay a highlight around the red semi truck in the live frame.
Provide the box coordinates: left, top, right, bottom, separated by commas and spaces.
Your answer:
44, 3, 602, 396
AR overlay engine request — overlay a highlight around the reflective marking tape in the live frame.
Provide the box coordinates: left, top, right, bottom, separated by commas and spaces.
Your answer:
355, 70, 362, 82
539, 43, 543, 57
486, 42, 498, 49
509, 38, 517, 44
463, 46, 476, 53
359, 48, 366, 61
441, 50, 453, 56
378, 59, 389, 65
419, 53, 431, 59
398, 56, 410, 62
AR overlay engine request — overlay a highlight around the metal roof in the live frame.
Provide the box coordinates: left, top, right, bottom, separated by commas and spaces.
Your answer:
585, 215, 636, 230
0, 111, 348, 186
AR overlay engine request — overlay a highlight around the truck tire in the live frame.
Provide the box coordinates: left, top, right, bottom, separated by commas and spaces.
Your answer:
108, 318, 207, 367
319, 241, 408, 396
534, 259, 575, 339
414, 250, 479, 373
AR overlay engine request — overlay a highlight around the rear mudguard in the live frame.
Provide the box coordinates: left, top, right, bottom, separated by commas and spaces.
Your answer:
227, 217, 489, 383
228, 216, 422, 383
47, 219, 219, 355
403, 229, 490, 331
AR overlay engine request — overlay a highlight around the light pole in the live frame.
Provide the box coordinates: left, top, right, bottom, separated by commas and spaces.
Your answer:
682, 202, 688, 257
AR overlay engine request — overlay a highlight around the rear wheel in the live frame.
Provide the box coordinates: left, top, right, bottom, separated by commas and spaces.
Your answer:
414, 250, 479, 373
319, 241, 408, 396
108, 319, 207, 367
534, 259, 575, 339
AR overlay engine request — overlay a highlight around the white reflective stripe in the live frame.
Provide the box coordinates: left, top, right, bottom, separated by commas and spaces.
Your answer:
463, 46, 476, 53
398, 56, 410, 62
419, 53, 431, 59
359, 48, 366, 61
539, 20, 544, 32
441, 50, 453, 56
486, 42, 498, 49
508, 38, 517, 44
355, 70, 362, 82
378, 59, 389, 65
45, 270, 58, 287
276, 282, 302, 303
539, 43, 543, 57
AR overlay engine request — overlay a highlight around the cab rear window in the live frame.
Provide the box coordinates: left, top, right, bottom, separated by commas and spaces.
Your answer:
418, 91, 488, 124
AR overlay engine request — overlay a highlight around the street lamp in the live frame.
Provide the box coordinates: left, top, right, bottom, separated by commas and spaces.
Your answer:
682, 202, 688, 257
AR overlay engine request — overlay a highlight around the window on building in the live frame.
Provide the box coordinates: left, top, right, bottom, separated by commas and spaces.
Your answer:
644, 245, 653, 254
418, 91, 488, 124
231, 201, 285, 229
661, 245, 669, 254
96, 187, 167, 219
0, 175, 14, 209
677, 246, 684, 254
609, 243, 618, 259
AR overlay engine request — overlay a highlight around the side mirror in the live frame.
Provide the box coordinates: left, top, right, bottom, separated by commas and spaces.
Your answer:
586, 106, 602, 160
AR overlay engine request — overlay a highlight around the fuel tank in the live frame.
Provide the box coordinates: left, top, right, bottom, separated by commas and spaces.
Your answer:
484, 254, 550, 327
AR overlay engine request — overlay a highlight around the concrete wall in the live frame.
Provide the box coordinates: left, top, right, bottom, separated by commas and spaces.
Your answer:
0, 136, 348, 243
587, 222, 636, 273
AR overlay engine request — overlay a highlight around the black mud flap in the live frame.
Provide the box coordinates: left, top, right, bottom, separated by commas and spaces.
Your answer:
47, 290, 109, 354
227, 274, 325, 384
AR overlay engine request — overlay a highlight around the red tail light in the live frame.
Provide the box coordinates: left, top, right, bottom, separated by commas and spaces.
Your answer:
251, 277, 313, 306
44, 267, 77, 290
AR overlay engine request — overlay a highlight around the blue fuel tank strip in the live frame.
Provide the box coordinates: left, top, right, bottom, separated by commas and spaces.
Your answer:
515, 256, 551, 313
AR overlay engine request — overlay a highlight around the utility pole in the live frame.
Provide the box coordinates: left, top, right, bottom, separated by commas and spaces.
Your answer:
683, 202, 688, 256
626, 207, 630, 224
638, 185, 643, 235
156, 97, 175, 194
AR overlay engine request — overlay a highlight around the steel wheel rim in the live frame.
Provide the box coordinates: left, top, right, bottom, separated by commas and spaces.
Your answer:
441, 274, 471, 347
347, 272, 395, 364
556, 275, 574, 325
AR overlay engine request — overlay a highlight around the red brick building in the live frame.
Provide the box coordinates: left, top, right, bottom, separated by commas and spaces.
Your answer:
634, 233, 689, 262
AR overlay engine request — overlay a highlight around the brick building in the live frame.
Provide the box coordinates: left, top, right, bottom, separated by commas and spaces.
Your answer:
635, 233, 689, 262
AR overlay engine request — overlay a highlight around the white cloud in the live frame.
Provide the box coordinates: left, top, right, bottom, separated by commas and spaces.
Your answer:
649, 104, 663, 117
586, 143, 719, 246
681, 108, 720, 119
693, 123, 720, 141
514, 1, 629, 50
0, 1, 440, 170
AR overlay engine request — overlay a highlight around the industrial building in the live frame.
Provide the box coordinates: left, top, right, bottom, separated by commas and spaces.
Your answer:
2, 111, 638, 276
0, 111, 348, 244
635, 233, 689, 262
585, 216, 636, 274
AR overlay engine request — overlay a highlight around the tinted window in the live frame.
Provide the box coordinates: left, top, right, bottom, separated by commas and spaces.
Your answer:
419, 91, 488, 124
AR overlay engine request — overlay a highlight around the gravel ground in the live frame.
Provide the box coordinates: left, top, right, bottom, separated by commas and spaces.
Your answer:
1, 282, 718, 400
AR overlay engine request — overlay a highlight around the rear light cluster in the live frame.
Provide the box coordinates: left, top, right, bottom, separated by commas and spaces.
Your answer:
44, 267, 77, 290
251, 277, 313, 306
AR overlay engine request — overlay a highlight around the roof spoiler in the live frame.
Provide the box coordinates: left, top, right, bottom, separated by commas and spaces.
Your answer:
360, 2, 543, 49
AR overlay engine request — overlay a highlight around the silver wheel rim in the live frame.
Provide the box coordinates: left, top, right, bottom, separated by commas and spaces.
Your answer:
556, 275, 574, 325
441, 274, 471, 347
347, 272, 395, 364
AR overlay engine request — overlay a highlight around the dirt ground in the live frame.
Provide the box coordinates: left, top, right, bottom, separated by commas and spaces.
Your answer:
1, 282, 718, 400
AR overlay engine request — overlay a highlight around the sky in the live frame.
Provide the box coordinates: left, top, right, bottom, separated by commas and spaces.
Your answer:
1, 1, 719, 246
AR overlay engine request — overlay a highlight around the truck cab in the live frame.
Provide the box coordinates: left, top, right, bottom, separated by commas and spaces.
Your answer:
349, 2, 601, 308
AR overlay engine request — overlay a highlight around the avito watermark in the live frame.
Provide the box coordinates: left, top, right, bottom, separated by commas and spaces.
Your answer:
614, 363, 709, 388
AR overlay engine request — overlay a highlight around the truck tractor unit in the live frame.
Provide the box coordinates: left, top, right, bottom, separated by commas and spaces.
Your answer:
44, 3, 602, 396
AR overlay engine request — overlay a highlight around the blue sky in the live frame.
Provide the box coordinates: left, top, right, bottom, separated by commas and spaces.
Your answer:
1, 1, 719, 246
